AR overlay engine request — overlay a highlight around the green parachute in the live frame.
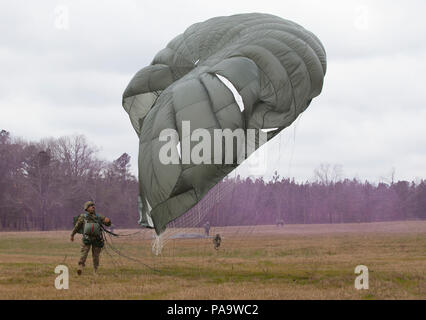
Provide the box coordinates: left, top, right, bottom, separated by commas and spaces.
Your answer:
122, 13, 327, 235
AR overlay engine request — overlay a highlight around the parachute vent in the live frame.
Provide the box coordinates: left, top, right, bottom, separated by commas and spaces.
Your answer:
261, 128, 279, 133
216, 74, 244, 112
176, 141, 181, 159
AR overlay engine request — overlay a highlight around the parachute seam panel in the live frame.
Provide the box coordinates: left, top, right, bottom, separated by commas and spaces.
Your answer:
201, 73, 243, 120
196, 77, 221, 129
213, 101, 239, 115
169, 35, 196, 68
148, 97, 167, 207
249, 34, 313, 98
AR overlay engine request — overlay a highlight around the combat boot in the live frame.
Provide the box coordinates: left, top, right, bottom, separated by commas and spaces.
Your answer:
77, 262, 84, 276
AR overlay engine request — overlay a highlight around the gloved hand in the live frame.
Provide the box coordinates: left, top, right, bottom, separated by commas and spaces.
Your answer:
104, 217, 111, 226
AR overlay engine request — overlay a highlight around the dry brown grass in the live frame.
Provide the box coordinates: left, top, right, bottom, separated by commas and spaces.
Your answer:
0, 221, 425, 300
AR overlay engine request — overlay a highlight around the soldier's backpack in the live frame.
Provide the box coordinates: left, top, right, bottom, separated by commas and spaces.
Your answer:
72, 213, 102, 236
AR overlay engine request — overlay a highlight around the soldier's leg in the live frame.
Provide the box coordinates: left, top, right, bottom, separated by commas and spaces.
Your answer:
92, 245, 102, 272
78, 243, 91, 275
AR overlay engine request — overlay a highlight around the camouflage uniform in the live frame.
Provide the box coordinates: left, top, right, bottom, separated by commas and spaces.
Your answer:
203, 221, 210, 236
71, 209, 111, 272
213, 234, 221, 250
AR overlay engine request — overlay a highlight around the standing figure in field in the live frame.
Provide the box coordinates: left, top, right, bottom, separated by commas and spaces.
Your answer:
70, 201, 112, 275
203, 221, 211, 236
213, 234, 221, 250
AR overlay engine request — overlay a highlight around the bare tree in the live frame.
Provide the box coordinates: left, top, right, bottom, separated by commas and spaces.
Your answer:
47, 135, 99, 179
379, 167, 396, 185
313, 163, 343, 223
314, 163, 343, 185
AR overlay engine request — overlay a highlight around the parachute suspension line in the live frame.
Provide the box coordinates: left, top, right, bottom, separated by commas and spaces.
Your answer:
92, 226, 163, 275
276, 123, 284, 223
287, 113, 302, 178
223, 168, 245, 258
103, 231, 162, 273
103, 228, 201, 278
152, 232, 165, 256
196, 201, 203, 277
232, 170, 244, 240
112, 230, 144, 237
98, 228, 123, 275
98, 222, 145, 238
198, 202, 201, 225
238, 172, 259, 253
145, 169, 244, 271
270, 112, 303, 225
215, 182, 220, 237
102, 235, 125, 277
155, 174, 233, 239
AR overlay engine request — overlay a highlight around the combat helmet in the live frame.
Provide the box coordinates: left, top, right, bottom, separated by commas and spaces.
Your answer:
83, 201, 95, 211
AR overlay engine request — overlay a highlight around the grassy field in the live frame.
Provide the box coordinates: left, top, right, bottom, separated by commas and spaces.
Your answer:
0, 221, 425, 299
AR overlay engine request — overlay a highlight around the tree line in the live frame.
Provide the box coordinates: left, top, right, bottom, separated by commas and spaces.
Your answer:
199, 170, 426, 226
1, 130, 425, 231
0, 130, 138, 230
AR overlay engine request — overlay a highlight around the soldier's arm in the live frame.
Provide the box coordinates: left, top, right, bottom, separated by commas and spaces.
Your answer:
71, 215, 84, 236
99, 214, 111, 227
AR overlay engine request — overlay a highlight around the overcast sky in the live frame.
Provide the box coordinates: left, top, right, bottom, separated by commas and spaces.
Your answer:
1, 0, 425, 183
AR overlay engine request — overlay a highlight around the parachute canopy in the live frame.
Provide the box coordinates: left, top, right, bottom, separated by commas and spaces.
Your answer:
122, 13, 327, 235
